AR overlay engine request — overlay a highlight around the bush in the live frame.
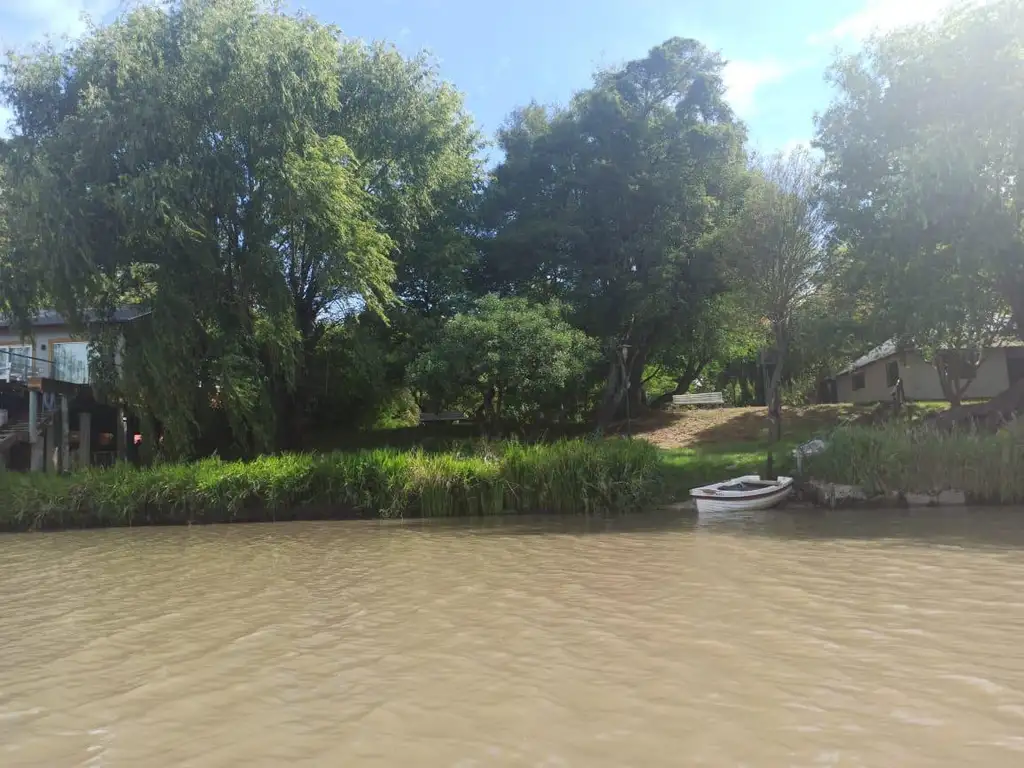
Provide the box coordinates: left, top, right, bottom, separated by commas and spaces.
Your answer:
408, 296, 599, 426
805, 421, 1024, 503
0, 439, 663, 532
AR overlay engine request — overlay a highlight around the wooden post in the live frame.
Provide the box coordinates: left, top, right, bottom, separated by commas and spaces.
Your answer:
60, 395, 70, 473
116, 407, 128, 463
28, 389, 37, 444
46, 414, 57, 473
29, 393, 44, 472
78, 411, 92, 469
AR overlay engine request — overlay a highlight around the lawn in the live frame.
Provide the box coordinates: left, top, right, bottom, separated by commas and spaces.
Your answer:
658, 437, 818, 499
641, 402, 958, 497
305, 402, 964, 501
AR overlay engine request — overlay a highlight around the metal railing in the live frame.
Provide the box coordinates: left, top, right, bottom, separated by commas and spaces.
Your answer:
0, 349, 91, 385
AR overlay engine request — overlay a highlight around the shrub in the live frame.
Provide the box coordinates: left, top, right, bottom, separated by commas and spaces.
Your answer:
805, 421, 1024, 503
0, 439, 662, 532
408, 296, 599, 426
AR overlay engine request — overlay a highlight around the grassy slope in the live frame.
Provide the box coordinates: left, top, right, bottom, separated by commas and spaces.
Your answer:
631, 403, 953, 496
306, 402, 958, 501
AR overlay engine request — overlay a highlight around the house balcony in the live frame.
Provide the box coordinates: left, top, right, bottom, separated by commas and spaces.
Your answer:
0, 350, 92, 388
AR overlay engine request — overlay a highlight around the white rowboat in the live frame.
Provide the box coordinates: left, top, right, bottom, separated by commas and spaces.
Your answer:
689, 475, 794, 514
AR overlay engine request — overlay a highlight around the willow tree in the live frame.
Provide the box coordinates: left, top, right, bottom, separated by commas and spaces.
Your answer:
717, 150, 828, 446
0, 0, 479, 456
816, 0, 1024, 416
481, 38, 747, 424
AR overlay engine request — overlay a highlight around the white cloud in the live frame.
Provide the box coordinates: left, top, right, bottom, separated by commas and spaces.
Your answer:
722, 59, 791, 118
811, 0, 993, 45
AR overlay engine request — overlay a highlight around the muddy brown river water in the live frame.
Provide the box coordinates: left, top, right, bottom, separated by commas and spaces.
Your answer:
2, 509, 1024, 766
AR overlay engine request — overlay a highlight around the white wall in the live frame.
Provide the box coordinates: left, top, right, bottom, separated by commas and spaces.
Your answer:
836, 357, 894, 403
836, 349, 1014, 404
902, 349, 1010, 401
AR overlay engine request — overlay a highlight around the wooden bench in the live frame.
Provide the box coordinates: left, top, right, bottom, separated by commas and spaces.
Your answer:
672, 392, 725, 407
419, 411, 469, 425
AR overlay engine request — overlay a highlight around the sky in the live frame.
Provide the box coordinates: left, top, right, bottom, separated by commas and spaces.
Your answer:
0, 0, 978, 155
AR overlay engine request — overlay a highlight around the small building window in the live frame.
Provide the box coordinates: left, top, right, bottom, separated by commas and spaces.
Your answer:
852, 371, 866, 391
886, 360, 899, 387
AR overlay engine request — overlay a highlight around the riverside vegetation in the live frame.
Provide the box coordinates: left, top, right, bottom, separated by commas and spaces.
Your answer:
0, 440, 662, 532
804, 422, 1024, 504
2, 1, 1024, 520
4, 408, 1024, 533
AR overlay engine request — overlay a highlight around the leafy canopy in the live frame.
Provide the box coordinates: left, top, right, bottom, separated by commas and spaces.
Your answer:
0, 0, 480, 455
481, 37, 747, 419
815, 0, 1023, 353
408, 296, 598, 425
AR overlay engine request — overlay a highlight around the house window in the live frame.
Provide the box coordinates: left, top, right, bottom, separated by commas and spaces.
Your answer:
0, 345, 33, 381
51, 341, 91, 384
852, 371, 866, 391
886, 360, 899, 388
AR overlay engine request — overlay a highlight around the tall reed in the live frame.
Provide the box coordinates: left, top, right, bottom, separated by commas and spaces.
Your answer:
805, 421, 1024, 503
0, 439, 662, 532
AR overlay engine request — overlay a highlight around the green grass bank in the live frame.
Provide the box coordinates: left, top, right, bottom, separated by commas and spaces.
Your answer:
0, 439, 662, 532
804, 422, 1024, 503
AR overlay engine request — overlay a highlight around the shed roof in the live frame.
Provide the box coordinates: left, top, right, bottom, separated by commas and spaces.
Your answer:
0, 307, 149, 330
835, 337, 1024, 377
836, 340, 898, 377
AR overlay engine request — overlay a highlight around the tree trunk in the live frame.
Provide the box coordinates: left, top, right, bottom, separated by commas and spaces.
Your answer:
477, 385, 498, 438
627, 348, 649, 412
765, 347, 786, 441
935, 358, 962, 408
650, 357, 710, 408
764, 330, 788, 480
598, 342, 647, 426
597, 357, 626, 428
929, 376, 1024, 431
935, 354, 981, 409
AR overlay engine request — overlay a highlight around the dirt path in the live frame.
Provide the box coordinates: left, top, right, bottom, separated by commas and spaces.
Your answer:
629, 405, 861, 449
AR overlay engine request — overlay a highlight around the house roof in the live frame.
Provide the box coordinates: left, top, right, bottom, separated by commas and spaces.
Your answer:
0, 307, 150, 330
835, 337, 1024, 377
836, 340, 898, 376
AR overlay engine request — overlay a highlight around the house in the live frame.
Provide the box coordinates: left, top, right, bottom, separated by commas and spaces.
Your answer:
0, 308, 147, 472
0, 308, 146, 385
833, 339, 1024, 404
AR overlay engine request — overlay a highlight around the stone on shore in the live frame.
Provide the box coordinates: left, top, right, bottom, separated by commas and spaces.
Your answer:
936, 489, 967, 507
903, 492, 935, 508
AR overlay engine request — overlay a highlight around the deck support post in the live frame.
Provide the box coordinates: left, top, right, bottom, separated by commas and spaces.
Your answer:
60, 395, 70, 473
28, 389, 37, 443
29, 392, 44, 473
78, 411, 91, 470
46, 416, 57, 473
116, 407, 128, 463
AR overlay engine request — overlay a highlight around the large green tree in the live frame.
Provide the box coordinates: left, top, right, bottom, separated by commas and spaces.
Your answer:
645, 293, 765, 406
481, 38, 747, 424
0, 0, 480, 456
816, 0, 1024, 408
408, 296, 598, 429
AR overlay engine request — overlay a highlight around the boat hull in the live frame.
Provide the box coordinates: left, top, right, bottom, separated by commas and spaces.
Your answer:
690, 475, 794, 514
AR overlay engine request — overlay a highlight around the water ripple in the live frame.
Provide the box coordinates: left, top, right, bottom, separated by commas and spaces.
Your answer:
1, 510, 1024, 766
